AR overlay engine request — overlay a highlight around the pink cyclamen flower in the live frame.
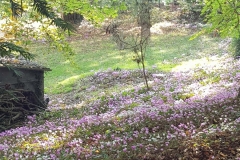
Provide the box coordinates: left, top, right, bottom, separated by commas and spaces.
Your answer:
131, 146, 136, 150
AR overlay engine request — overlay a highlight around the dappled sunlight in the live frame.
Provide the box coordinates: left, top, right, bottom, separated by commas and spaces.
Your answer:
3, 36, 240, 158
158, 49, 167, 53
62, 60, 71, 64
18, 131, 70, 151
88, 62, 99, 68
50, 73, 92, 94
156, 62, 177, 72
1, 56, 240, 159
2, 16, 240, 159
172, 55, 224, 72
150, 21, 190, 36
31, 32, 223, 94
55, 75, 81, 93
2, 0, 240, 158
170, 54, 239, 104
185, 81, 236, 102
58, 75, 81, 86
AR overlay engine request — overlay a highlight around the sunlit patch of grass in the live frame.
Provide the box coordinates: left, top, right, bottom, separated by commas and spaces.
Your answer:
49, 73, 92, 94
172, 56, 223, 72
156, 63, 177, 72
31, 33, 222, 94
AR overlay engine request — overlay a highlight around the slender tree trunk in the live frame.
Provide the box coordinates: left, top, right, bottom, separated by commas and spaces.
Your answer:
140, 45, 149, 90
138, 1, 151, 44
138, 0, 151, 90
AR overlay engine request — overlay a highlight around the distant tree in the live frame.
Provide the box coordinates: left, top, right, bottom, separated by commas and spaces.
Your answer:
178, 0, 204, 23
107, 0, 152, 90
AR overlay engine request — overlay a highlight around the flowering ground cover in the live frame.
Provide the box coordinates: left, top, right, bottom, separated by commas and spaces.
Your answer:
1, 48, 240, 159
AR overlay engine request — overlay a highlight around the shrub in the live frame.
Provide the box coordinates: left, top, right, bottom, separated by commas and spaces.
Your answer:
233, 38, 240, 59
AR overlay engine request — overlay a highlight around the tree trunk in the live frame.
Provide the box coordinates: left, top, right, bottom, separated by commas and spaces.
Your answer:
138, 1, 151, 44
138, 0, 151, 90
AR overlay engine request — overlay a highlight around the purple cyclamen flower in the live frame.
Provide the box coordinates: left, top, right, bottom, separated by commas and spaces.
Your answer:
131, 146, 136, 150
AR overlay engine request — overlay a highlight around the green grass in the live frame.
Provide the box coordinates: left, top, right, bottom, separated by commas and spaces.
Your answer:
30, 33, 222, 94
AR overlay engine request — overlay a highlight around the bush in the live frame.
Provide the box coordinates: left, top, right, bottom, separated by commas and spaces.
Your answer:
178, 1, 204, 23
233, 38, 240, 59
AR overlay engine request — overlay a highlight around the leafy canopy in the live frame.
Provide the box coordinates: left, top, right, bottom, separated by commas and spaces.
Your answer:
0, 0, 76, 60
0, 0, 126, 60
59, 0, 127, 24
201, 0, 240, 38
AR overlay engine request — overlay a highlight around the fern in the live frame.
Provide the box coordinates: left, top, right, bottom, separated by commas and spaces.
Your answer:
33, 0, 55, 18
51, 18, 76, 32
0, 42, 34, 60
0, 0, 75, 60
33, 0, 75, 32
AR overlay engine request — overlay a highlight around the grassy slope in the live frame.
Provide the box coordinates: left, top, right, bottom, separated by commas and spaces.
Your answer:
30, 33, 222, 94
1, 31, 240, 160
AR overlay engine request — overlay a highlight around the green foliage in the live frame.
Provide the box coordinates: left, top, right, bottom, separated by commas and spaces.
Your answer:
58, 0, 126, 25
201, 0, 240, 38
0, 42, 34, 60
33, 0, 54, 17
137, 87, 149, 94
191, 0, 240, 57
122, 90, 130, 97
142, 95, 151, 102
202, 75, 221, 85
31, 0, 75, 32
127, 102, 139, 109
174, 92, 195, 100
193, 69, 208, 80
0, 0, 76, 60
192, 68, 222, 86
0, 0, 123, 61
233, 38, 240, 58
38, 110, 63, 120
178, 0, 204, 23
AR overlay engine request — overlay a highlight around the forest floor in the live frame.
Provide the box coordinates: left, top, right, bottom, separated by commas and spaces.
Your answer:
1, 9, 240, 160
2, 51, 240, 159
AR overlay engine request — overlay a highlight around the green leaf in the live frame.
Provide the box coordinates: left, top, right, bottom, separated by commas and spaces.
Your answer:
0, 42, 34, 60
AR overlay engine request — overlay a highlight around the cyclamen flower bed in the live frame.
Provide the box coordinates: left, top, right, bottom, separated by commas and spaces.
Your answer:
0, 54, 240, 159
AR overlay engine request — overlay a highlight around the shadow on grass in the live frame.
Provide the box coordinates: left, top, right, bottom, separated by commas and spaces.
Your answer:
30, 34, 222, 94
